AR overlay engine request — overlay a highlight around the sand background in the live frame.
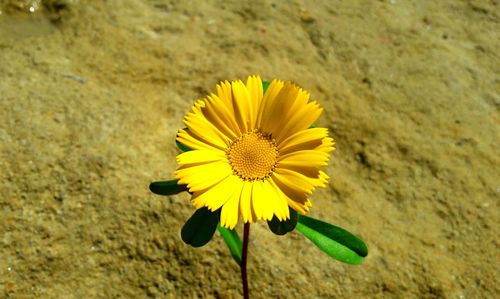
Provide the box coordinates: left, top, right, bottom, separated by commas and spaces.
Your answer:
0, 0, 499, 298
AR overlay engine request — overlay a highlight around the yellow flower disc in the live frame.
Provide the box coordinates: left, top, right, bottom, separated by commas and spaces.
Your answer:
227, 131, 278, 181
175, 76, 335, 229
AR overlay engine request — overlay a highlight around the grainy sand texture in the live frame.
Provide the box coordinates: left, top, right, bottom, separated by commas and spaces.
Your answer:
1, 0, 499, 298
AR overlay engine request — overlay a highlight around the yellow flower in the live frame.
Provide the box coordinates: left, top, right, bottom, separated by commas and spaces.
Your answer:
175, 76, 335, 229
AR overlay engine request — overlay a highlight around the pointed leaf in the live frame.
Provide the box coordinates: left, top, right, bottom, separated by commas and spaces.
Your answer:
267, 208, 298, 235
149, 180, 187, 196
176, 139, 192, 152
262, 80, 270, 94
217, 225, 242, 265
181, 207, 220, 247
296, 215, 368, 264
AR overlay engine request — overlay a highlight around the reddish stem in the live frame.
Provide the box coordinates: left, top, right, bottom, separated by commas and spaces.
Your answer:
241, 223, 250, 299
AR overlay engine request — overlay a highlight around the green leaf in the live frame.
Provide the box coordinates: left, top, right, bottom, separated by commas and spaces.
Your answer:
296, 215, 368, 265
176, 128, 192, 152
181, 207, 220, 247
262, 80, 270, 94
267, 208, 298, 235
217, 225, 242, 265
149, 180, 187, 196
176, 140, 192, 152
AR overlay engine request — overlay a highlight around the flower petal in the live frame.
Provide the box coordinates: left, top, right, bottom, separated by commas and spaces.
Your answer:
220, 187, 241, 229
278, 127, 329, 155
176, 149, 226, 166
278, 150, 330, 169
250, 180, 264, 220
271, 175, 311, 214
245, 75, 263, 130
239, 181, 255, 223
184, 103, 232, 149
259, 82, 299, 136
251, 178, 296, 221
267, 179, 291, 221
261, 180, 279, 221
231, 80, 253, 132
177, 129, 222, 151
315, 170, 330, 188
191, 175, 241, 211
251, 180, 274, 221
216, 80, 234, 110
288, 198, 312, 214
316, 137, 336, 153
202, 94, 241, 139
274, 101, 323, 143
285, 87, 311, 119
257, 79, 285, 130
175, 161, 232, 192
273, 168, 317, 195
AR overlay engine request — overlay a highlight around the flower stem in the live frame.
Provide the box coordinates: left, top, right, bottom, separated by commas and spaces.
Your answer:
241, 223, 250, 299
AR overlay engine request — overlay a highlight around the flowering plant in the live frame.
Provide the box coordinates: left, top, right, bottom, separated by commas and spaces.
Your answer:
150, 76, 367, 298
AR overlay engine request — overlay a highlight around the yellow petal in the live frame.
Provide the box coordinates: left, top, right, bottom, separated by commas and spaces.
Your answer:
271, 173, 308, 201
266, 179, 290, 221
275, 164, 328, 189
177, 129, 223, 152
231, 80, 253, 132
251, 179, 288, 221
258, 82, 318, 143
278, 150, 330, 168
259, 82, 299, 135
315, 170, 329, 188
184, 111, 231, 149
271, 173, 310, 214
288, 197, 312, 214
203, 94, 241, 138
278, 167, 328, 190
277, 127, 329, 155
306, 199, 313, 208
175, 161, 232, 192
285, 88, 311, 119
176, 149, 226, 166
239, 181, 254, 223
316, 137, 336, 153
191, 175, 241, 210
273, 168, 316, 195
260, 180, 282, 220
245, 75, 263, 129
220, 188, 241, 229
274, 101, 323, 143
216, 80, 234, 110
287, 198, 309, 214
250, 180, 265, 220
256, 79, 284, 129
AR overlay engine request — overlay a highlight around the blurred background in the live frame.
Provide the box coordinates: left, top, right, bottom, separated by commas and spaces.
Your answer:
0, 0, 498, 298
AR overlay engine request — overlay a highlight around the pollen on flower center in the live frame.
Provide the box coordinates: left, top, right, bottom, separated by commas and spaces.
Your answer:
226, 130, 279, 181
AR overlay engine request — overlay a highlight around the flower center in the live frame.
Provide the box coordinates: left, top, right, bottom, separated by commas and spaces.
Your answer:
227, 131, 279, 181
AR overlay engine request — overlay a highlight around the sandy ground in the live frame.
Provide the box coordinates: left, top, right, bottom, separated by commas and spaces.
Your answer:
0, 0, 499, 298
